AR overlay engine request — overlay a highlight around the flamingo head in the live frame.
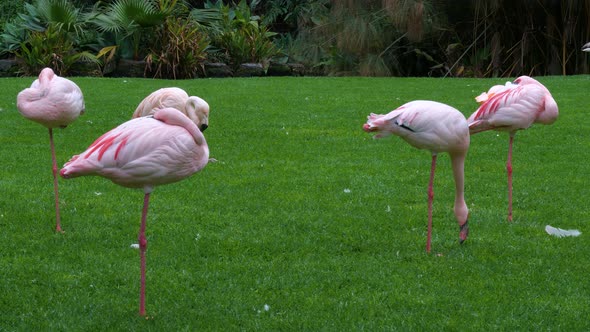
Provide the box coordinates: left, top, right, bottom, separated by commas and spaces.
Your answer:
363, 113, 381, 133
363, 113, 394, 139
38, 67, 55, 83
459, 219, 469, 244
513, 75, 536, 85
186, 96, 210, 132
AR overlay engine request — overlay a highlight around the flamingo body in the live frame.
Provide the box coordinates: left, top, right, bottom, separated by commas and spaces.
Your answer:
467, 76, 558, 221
468, 76, 557, 134
133, 87, 210, 132
17, 68, 85, 129
60, 107, 209, 316
364, 100, 470, 252
16, 67, 85, 232
61, 108, 209, 189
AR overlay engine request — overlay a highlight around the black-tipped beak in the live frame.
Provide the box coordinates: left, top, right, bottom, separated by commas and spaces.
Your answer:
200, 124, 208, 132
459, 220, 469, 244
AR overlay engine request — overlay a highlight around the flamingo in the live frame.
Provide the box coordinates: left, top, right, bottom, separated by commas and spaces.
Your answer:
16, 67, 85, 232
133, 87, 210, 132
468, 76, 558, 221
363, 100, 470, 253
60, 107, 209, 316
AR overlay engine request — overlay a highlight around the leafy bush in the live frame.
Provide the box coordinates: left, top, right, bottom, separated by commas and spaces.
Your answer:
194, 0, 279, 69
89, 0, 170, 61
0, 2, 26, 38
1, 0, 99, 75
147, 16, 210, 79
16, 23, 98, 76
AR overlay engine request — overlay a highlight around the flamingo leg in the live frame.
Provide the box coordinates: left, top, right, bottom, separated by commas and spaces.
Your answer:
426, 154, 437, 253
48, 128, 62, 232
138, 192, 150, 316
507, 134, 514, 222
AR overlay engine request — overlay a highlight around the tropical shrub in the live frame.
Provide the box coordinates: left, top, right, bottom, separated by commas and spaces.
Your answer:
16, 23, 97, 76
147, 16, 210, 79
194, 0, 279, 69
89, 0, 170, 61
0, 2, 26, 48
2, 0, 99, 75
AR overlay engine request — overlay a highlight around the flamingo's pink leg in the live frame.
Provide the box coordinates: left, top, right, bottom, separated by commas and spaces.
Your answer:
138, 192, 150, 316
426, 154, 437, 253
49, 128, 62, 232
507, 134, 514, 222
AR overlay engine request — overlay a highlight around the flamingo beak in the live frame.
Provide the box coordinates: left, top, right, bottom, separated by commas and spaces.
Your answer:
363, 123, 374, 132
59, 168, 70, 179
199, 123, 208, 132
459, 219, 469, 244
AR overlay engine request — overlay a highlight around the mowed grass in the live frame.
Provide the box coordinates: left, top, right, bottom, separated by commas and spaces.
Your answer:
0, 75, 589, 330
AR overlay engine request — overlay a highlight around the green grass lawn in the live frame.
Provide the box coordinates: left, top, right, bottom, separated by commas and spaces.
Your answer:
0, 75, 589, 330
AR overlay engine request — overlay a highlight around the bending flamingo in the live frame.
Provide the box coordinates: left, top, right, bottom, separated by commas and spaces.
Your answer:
363, 100, 470, 253
133, 87, 210, 132
16, 67, 85, 232
468, 76, 558, 221
60, 107, 209, 316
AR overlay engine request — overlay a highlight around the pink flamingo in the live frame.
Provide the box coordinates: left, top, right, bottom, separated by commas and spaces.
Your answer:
468, 76, 558, 221
363, 100, 470, 253
133, 87, 210, 132
16, 67, 85, 232
60, 107, 209, 316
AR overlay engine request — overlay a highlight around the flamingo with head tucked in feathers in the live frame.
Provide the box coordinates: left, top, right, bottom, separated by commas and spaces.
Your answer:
363, 100, 470, 253
16, 67, 85, 232
133, 87, 210, 132
60, 107, 209, 316
468, 76, 558, 221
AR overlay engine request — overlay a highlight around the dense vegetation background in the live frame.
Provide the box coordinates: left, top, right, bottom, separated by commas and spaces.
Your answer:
1, 0, 589, 78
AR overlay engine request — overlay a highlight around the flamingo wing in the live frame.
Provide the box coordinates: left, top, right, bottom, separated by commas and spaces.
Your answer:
467, 84, 547, 134
61, 109, 209, 189
16, 69, 84, 128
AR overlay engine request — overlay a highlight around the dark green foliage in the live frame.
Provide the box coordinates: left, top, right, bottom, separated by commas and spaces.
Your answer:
147, 16, 210, 79
16, 24, 97, 75
196, 0, 279, 68
2, 0, 590, 77
1, 0, 99, 74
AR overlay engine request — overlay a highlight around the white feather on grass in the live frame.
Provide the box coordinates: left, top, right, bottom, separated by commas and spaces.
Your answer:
545, 225, 581, 238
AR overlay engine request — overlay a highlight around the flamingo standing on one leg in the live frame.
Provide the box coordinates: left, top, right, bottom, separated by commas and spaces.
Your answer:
16, 67, 85, 232
468, 76, 558, 221
60, 107, 209, 316
133, 87, 210, 132
363, 100, 470, 253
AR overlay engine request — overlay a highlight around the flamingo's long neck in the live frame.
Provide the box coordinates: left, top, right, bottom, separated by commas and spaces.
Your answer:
450, 152, 468, 225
